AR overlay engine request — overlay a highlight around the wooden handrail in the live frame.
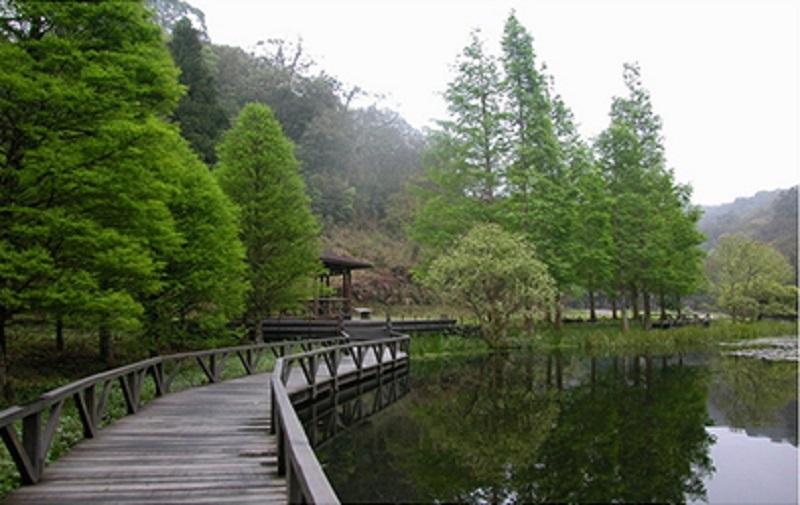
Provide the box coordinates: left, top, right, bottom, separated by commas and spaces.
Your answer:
271, 335, 410, 504
0, 336, 347, 485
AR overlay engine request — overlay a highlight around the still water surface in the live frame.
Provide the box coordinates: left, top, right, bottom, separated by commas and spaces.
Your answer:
314, 351, 798, 503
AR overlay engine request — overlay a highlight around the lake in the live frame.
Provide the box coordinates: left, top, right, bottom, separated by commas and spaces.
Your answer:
312, 350, 798, 503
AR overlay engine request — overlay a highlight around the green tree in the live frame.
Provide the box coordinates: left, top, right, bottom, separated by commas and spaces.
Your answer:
0, 0, 184, 382
410, 30, 505, 263
168, 17, 228, 165
706, 235, 796, 321
442, 29, 507, 204
421, 224, 555, 346
596, 63, 704, 329
142, 127, 248, 349
216, 103, 321, 339
500, 13, 576, 322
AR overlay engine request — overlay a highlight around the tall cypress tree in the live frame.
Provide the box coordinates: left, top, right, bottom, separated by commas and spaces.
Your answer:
168, 17, 228, 165
501, 12, 576, 323
216, 103, 320, 340
410, 30, 506, 264
597, 63, 704, 330
142, 125, 248, 350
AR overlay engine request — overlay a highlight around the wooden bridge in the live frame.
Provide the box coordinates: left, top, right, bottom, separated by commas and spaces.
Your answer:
0, 333, 410, 504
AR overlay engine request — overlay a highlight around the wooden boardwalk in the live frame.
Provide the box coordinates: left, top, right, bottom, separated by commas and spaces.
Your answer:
4, 346, 405, 505
5, 374, 284, 505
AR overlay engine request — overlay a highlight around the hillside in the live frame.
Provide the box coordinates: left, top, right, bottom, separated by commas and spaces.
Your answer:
698, 186, 798, 270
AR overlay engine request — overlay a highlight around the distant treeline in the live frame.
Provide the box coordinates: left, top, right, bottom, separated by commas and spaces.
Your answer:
146, 0, 425, 229
699, 186, 798, 275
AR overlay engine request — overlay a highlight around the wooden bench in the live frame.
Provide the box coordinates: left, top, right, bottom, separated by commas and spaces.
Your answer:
353, 307, 372, 320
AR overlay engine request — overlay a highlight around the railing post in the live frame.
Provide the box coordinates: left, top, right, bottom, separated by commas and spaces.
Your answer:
152, 362, 165, 397
209, 354, 218, 383
270, 379, 277, 435
22, 412, 43, 482
288, 462, 303, 504
277, 420, 287, 477
74, 384, 97, 438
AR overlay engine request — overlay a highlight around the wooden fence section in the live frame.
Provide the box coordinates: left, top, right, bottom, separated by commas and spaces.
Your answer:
261, 317, 459, 341
270, 335, 411, 504
0, 337, 345, 486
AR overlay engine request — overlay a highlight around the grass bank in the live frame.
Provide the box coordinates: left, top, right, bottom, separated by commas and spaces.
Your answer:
409, 319, 797, 359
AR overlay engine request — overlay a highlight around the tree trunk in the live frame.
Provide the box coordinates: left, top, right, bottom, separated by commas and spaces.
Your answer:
99, 324, 113, 365
621, 290, 630, 333
631, 287, 640, 321
643, 292, 652, 330
589, 291, 597, 322
676, 298, 682, 319
56, 318, 65, 352
611, 298, 618, 320
555, 352, 563, 391
253, 316, 264, 342
659, 290, 667, 320
554, 299, 562, 330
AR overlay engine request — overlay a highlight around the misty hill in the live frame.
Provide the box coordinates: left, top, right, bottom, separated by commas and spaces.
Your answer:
698, 186, 798, 270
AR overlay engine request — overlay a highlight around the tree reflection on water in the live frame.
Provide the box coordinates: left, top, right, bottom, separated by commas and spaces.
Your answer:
317, 350, 794, 503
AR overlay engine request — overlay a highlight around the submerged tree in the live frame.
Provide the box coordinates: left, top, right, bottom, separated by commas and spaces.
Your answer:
421, 224, 554, 346
216, 103, 321, 339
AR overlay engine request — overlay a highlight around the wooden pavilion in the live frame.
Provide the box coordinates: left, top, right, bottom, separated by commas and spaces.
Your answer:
312, 253, 372, 319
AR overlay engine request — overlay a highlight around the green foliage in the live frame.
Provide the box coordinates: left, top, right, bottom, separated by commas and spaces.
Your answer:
216, 103, 321, 327
409, 31, 506, 263
411, 15, 709, 331
0, 0, 183, 363
168, 17, 228, 165
142, 129, 248, 349
501, 13, 577, 293
706, 235, 796, 321
410, 333, 489, 359
1, 0, 254, 377
421, 224, 555, 346
595, 63, 706, 327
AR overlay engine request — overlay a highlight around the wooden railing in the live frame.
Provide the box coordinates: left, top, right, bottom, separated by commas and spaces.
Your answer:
271, 335, 411, 504
0, 337, 346, 485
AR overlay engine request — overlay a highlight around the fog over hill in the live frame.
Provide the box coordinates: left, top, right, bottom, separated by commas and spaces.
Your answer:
698, 186, 798, 272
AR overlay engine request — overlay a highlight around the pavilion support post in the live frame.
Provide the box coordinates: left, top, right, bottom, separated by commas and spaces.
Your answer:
343, 270, 352, 318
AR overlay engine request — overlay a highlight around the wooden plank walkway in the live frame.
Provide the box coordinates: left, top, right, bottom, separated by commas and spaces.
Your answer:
4, 374, 284, 505
4, 346, 406, 505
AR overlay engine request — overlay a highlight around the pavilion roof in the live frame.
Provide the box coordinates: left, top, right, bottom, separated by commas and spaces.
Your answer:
320, 252, 373, 273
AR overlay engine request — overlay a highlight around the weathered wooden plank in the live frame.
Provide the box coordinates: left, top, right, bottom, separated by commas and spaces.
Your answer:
4, 374, 286, 505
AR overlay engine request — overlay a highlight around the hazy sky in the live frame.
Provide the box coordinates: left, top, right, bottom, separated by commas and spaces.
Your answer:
191, 0, 798, 206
